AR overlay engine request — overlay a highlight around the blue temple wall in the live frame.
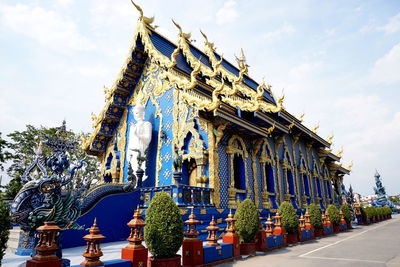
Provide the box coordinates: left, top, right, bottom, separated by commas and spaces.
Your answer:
255, 155, 263, 208
154, 88, 174, 186
122, 59, 175, 187
217, 135, 231, 208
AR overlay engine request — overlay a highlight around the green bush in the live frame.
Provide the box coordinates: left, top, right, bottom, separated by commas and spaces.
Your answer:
326, 205, 340, 226
144, 192, 184, 258
361, 206, 367, 221
0, 199, 11, 263
278, 201, 299, 234
340, 204, 352, 224
307, 204, 323, 230
363, 206, 379, 219
235, 199, 260, 243
384, 206, 392, 216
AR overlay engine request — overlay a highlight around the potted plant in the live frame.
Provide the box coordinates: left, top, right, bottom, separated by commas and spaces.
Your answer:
361, 206, 368, 224
326, 205, 340, 232
144, 192, 184, 267
278, 201, 299, 245
340, 204, 352, 229
307, 204, 323, 238
235, 199, 260, 255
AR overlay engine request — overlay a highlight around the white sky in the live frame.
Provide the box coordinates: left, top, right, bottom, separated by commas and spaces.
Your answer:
0, 0, 399, 196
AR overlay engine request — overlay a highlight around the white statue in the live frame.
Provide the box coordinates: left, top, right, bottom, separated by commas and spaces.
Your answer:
128, 104, 152, 170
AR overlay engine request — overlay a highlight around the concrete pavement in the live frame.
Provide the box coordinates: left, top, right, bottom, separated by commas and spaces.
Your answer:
218, 214, 400, 267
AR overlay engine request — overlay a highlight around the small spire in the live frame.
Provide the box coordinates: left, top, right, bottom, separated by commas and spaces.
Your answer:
235, 48, 249, 74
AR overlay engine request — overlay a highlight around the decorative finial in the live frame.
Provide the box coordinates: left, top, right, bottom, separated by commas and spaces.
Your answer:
326, 134, 334, 144
172, 19, 191, 40
337, 147, 344, 158
235, 48, 249, 74
103, 86, 113, 101
265, 123, 276, 135
298, 112, 305, 122
311, 123, 320, 133
200, 29, 215, 50
130, 1, 155, 26
91, 112, 98, 128
348, 161, 353, 171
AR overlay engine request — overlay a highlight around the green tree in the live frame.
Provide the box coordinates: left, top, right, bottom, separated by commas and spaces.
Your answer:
144, 192, 184, 258
235, 199, 260, 243
278, 201, 299, 234
307, 204, 323, 230
0, 199, 11, 264
389, 195, 400, 204
327, 205, 340, 226
0, 132, 12, 172
3, 124, 100, 199
340, 204, 352, 224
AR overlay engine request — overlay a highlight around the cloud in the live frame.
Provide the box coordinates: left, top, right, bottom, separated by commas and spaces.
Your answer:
378, 12, 400, 34
360, 12, 400, 35
370, 43, 400, 85
216, 0, 239, 25
0, 3, 94, 52
263, 23, 295, 40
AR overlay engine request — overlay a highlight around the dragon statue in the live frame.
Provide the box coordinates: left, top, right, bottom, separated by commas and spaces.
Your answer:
10, 121, 136, 251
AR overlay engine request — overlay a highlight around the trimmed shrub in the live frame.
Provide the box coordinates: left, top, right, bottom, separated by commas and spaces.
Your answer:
235, 199, 260, 243
144, 192, 184, 258
278, 201, 299, 234
364, 206, 376, 219
340, 204, 352, 224
307, 203, 323, 230
326, 205, 340, 226
361, 206, 367, 221
384, 206, 392, 216
0, 199, 11, 263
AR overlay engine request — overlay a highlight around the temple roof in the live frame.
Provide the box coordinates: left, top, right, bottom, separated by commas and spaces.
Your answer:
82, 5, 350, 174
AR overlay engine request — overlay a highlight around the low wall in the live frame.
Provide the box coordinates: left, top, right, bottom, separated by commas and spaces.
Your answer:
62, 190, 140, 249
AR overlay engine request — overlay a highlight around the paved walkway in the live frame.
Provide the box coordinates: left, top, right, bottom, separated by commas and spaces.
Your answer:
3, 214, 400, 266
219, 214, 400, 267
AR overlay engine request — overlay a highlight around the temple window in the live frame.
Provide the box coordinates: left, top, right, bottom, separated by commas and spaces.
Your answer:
233, 154, 246, 190
287, 170, 295, 195
264, 164, 274, 193
105, 153, 113, 170
303, 174, 310, 196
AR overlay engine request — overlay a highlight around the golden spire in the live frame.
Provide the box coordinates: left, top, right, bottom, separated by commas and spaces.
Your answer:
172, 19, 191, 40
235, 48, 249, 75
298, 112, 305, 123
103, 85, 113, 101
347, 161, 353, 171
336, 147, 344, 158
200, 29, 215, 50
130, 1, 155, 26
311, 123, 319, 133
326, 134, 334, 145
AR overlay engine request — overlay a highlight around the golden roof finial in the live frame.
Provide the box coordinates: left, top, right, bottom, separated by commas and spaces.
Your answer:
200, 29, 215, 50
265, 122, 276, 135
172, 19, 191, 40
298, 112, 305, 123
130, 1, 155, 26
235, 48, 249, 75
103, 85, 113, 101
91, 112, 99, 128
347, 161, 353, 171
326, 134, 334, 144
311, 123, 319, 133
336, 147, 344, 158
